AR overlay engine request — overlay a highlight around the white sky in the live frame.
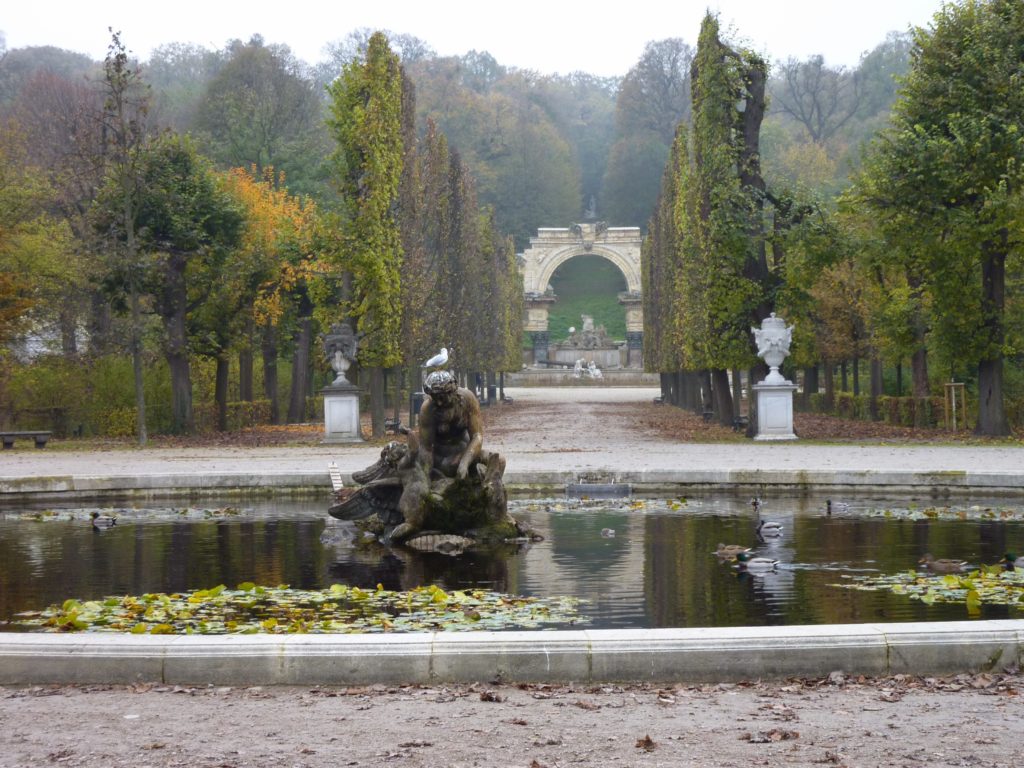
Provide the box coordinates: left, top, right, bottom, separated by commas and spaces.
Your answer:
3, 0, 943, 76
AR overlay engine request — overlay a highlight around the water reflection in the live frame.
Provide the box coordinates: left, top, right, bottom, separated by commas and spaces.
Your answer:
2, 494, 1023, 631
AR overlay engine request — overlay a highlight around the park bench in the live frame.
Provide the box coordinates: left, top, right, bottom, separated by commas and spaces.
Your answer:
0, 430, 52, 449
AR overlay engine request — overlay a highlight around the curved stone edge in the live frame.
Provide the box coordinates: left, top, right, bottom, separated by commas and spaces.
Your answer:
3, 468, 1024, 503
1, 621, 1020, 686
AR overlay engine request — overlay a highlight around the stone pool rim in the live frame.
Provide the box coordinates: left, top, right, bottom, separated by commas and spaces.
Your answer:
1, 621, 1022, 685
3, 467, 1024, 684
3, 467, 1024, 504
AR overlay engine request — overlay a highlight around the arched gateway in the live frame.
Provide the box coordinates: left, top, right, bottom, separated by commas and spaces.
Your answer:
520, 223, 644, 368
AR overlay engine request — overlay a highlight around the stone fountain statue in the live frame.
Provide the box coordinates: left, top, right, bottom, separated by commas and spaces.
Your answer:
329, 369, 529, 549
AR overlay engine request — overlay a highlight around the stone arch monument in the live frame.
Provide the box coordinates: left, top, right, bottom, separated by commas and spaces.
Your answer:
520, 223, 644, 368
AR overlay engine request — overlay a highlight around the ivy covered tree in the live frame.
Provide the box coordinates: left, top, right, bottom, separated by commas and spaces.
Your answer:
855, 0, 1024, 435
326, 31, 405, 437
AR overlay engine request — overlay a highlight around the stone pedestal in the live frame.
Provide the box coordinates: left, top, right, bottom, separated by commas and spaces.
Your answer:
322, 383, 363, 443
753, 383, 798, 441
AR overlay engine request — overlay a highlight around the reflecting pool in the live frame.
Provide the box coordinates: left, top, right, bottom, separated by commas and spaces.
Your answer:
2, 493, 1023, 631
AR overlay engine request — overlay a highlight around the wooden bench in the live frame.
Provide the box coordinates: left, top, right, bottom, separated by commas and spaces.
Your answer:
1, 431, 52, 449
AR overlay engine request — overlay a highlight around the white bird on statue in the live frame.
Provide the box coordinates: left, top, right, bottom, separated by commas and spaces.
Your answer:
424, 347, 449, 369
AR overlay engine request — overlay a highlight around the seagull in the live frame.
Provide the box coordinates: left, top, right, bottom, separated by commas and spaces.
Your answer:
424, 347, 449, 369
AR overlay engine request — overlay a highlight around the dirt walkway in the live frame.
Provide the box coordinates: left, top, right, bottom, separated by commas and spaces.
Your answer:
3, 673, 1021, 767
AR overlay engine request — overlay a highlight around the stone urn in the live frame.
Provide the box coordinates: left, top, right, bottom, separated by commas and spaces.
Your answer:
752, 313, 793, 385
751, 313, 797, 441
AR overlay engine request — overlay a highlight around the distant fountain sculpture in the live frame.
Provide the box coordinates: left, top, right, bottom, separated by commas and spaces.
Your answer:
329, 367, 530, 551
751, 313, 797, 440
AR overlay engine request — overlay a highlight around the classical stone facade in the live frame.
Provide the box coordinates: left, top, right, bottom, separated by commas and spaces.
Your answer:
520, 224, 644, 368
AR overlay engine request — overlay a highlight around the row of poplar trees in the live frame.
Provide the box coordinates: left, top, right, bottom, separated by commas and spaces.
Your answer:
642, 14, 776, 430
643, 5, 1023, 436
326, 32, 523, 435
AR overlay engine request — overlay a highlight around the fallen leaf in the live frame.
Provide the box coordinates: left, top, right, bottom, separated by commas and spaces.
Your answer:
636, 734, 657, 751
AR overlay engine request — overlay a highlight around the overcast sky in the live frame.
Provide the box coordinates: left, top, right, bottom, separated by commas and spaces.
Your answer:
3, 0, 944, 76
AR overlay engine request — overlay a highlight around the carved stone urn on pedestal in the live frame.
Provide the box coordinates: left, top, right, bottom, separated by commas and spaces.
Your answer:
751, 313, 797, 441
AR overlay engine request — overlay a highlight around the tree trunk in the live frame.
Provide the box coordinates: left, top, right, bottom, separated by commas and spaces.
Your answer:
128, 287, 147, 445
262, 322, 280, 425
712, 368, 734, 427
660, 373, 672, 404
369, 366, 385, 438
802, 365, 819, 409
823, 363, 835, 411
896, 362, 903, 396
852, 355, 860, 396
59, 303, 78, 357
731, 368, 743, 422
869, 355, 883, 420
840, 360, 848, 393
976, 358, 1010, 436
215, 353, 229, 432
287, 314, 312, 423
975, 237, 1010, 436
239, 315, 254, 402
911, 347, 929, 399
162, 257, 192, 435
699, 370, 713, 415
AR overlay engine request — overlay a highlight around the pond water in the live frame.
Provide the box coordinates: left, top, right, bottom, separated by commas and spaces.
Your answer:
2, 493, 1024, 632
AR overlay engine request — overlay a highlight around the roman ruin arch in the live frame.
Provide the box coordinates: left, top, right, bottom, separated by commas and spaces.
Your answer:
520, 223, 644, 368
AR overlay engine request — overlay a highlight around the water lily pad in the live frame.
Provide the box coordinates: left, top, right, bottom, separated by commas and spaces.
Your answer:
16, 583, 589, 634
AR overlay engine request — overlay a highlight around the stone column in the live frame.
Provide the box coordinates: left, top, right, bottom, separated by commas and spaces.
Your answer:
530, 331, 550, 365
523, 294, 555, 366
619, 292, 644, 369
626, 332, 643, 369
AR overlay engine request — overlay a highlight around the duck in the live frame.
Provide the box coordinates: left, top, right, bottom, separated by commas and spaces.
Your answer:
1003, 553, 1024, 570
756, 519, 784, 538
600, 528, 615, 538
715, 543, 752, 559
735, 551, 779, 570
90, 511, 117, 530
918, 553, 968, 573
826, 499, 850, 515
752, 497, 783, 538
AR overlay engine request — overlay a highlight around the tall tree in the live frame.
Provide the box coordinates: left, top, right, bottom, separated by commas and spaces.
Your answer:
773, 55, 861, 144
195, 36, 323, 189
92, 30, 152, 444
326, 31, 405, 438
855, 0, 1024, 435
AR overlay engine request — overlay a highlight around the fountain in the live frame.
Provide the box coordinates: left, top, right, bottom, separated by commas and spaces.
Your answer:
327, 368, 531, 550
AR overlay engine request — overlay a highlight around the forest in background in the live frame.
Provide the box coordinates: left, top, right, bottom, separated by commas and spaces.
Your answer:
6, 10, 1017, 439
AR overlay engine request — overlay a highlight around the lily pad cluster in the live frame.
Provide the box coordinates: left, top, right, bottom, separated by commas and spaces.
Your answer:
14, 583, 588, 634
832, 566, 1024, 611
861, 505, 1024, 522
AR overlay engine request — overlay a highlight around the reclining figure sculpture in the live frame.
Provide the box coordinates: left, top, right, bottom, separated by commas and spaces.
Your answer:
328, 370, 524, 547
